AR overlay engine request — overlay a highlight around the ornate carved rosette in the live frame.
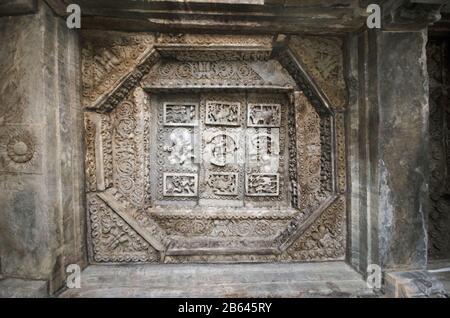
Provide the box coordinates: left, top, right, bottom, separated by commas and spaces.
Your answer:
0, 127, 41, 173
82, 31, 348, 264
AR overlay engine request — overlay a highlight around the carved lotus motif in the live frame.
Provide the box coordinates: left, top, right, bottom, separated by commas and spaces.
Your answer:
6, 131, 35, 164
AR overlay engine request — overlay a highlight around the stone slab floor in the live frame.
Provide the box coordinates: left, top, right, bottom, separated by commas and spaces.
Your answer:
57, 261, 376, 298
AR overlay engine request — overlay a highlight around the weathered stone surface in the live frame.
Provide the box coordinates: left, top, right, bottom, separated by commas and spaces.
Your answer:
0, 2, 86, 292
0, 278, 47, 298
0, 0, 36, 16
374, 30, 429, 270
346, 29, 430, 274
288, 36, 347, 110
385, 270, 448, 298
45, 0, 367, 33
58, 262, 375, 298
427, 38, 450, 261
0, 0, 445, 299
81, 31, 347, 265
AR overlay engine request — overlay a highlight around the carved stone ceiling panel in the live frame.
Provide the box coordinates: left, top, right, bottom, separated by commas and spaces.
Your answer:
288, 36, 347, 110
81, 31, 156, 109
82, 32, 347, 264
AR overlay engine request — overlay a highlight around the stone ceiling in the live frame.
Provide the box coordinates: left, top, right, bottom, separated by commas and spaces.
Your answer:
2, 1, 447, 34
44, 0, 367, 34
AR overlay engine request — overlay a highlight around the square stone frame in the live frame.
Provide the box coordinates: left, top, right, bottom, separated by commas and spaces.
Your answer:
83, 41, 347, 264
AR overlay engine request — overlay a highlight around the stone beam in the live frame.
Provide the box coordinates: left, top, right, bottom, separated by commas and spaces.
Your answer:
0, 0, 36, 16
43, 0, 366, 34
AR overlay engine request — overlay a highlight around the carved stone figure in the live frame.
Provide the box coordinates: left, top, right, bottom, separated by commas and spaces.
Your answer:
207, 173, 238, 196
81, 33, 347, 264
164, 103, 198, 126
205, 133, 239, 167
248, 104, 281, 127
163, 128, 195, 166
246, 174, 279, 196
163, 173, 198, 197
206, 101, 240, 126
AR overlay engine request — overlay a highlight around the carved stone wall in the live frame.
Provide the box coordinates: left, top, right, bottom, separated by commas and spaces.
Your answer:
0, 2, 86, 292
427, 38, 450, 260
82, 32, 348, 264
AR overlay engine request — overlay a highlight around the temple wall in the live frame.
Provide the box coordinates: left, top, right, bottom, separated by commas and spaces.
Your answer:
0, 1, 87, 293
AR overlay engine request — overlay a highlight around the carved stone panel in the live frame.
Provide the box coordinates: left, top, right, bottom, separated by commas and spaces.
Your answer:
205, 101, 241, 126
246, 173, 280, 197
81, 35, 348, 264
163, 103, 198, 126
206, 172, 239, 196
163, 173, 198, 197
247, 104, 281, 128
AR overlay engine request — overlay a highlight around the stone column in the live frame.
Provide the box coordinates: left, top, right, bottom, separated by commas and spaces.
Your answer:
346, 28, 430, 274
0, 0, 86, 295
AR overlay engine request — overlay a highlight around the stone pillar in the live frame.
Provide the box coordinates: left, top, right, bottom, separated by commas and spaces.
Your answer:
346, 28, 430, 275
0, 0, 86, 294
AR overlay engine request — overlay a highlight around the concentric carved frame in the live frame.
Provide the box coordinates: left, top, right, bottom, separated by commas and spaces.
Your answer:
82, 34, 347, 264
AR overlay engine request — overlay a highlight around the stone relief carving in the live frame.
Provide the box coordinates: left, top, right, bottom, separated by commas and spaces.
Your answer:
110, 88, 152, 207
427, 40, 450, 260
282, 196, 346, 261
88, 195, 159, 263
84, 116, 97, 192
156, 218, 290, 239
246, 173, 280, 196
205, 101, 240, 126
204, 132, 239, 167
163, 128, 195, 167
336, 113, 347, 194
142, 60, 264, 88
163, 103, 198, 126
0, 126, 41, 174
247, 129, 280, 173
81, 31, 155, 108
156, 33, 273, 47
294, 93, 327, 212
247, 104, 281, 127
163, 173, 198, 197
82, 32, 347, 264
288, 36, 347, 110
207, 172, 239, 196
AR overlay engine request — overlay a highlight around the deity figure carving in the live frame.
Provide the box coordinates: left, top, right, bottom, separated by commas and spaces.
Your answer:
163, 128, 195, 167
163, 173, 198, 197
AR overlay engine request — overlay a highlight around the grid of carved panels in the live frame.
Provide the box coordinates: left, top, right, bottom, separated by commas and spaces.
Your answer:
151, 93, 288, 208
